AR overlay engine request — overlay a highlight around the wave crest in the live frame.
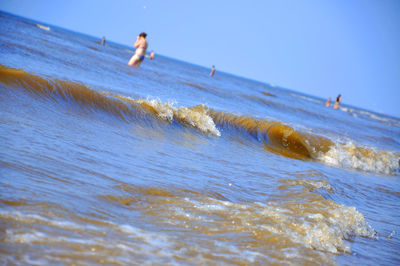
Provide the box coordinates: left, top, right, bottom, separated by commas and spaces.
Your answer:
207, 109, 333, 159
319, 142, 400, 175
1, 65, 398, 174
0, 65, 220, 136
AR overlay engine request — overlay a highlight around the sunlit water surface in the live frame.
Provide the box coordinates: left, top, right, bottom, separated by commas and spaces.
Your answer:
1, 12, 400, 265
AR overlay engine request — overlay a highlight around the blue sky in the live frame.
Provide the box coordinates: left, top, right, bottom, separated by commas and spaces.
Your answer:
1, 0, 400, 117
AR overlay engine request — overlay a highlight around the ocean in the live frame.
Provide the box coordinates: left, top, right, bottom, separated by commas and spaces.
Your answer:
1, 11, 399, 265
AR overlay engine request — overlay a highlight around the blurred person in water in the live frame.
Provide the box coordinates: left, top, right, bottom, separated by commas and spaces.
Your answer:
210, 65, 215, 77
333, 94, 341, 109
325, 97, 331, 107
128, 32, 148, 67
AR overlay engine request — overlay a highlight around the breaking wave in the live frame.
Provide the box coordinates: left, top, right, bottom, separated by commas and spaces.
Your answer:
1, 65, 398, 175
0, 65, 220, 137
104, 184, 376, 256
206, 109, 334, 160
318, 141, 400, 175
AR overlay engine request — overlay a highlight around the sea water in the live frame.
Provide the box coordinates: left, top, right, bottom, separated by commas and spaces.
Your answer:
1, 12, 399, 265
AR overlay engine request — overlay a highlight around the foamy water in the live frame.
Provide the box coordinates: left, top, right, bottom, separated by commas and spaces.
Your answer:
1, 12, 399, 265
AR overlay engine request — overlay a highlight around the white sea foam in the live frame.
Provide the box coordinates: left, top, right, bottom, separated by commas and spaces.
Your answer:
318, 142, 400, 175
137, 99, 221, 136
157, 195, 376, 255
116, 223, 172, 248
285, 179, 333, 192
5, 229, 97, 245
2, 210, 176, 261
264, 201, 375, 254
0, 210, 101, 232
100, 92, 221, 136
1, 196, 373, 264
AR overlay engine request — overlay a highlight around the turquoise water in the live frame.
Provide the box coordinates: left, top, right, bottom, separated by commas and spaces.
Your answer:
1, 12, 399, 265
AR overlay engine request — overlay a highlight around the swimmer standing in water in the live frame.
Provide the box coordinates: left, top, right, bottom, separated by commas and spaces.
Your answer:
128, 32, 148, 67
325, 97, 331, 107
333, 94, 341, 109
210, 65, 215, 77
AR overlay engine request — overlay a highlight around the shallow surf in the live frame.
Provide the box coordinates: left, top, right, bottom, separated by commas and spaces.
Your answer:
1, 11, 399, 265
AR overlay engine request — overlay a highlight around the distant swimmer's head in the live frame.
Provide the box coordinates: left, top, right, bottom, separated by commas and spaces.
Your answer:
139, 32, 147, 38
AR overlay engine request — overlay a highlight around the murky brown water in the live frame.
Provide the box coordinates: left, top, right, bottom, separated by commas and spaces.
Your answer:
1, 12, 399, 265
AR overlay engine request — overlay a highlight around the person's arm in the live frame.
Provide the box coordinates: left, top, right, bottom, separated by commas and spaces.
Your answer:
134, 37, 142, 48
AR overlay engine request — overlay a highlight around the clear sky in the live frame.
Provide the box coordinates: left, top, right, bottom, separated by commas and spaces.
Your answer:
1, 0, 400, 117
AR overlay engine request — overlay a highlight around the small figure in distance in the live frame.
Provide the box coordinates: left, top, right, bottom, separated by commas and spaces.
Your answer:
128, 32, 149, 67
333, 94, 341, 109
150, 50, 155, 60
100, 36, 106, 46
325, 97, 331, 107
210, 65, 215, 77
